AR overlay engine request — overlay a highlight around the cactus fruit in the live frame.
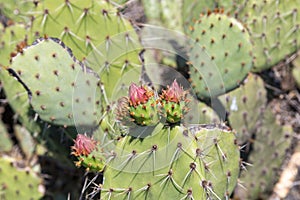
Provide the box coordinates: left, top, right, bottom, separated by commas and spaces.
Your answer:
71, 134, 105, 172
219, 74, 267, 144
238, 0, 300, 72
235, 105, 293, 199
0, 156, 44, 199
160, 80, 189, 124
116, 80, 190, 127
9, 37, 103, 128
188, 13, 253, 99
116, 83, 160, 126
128, 83, 160, 126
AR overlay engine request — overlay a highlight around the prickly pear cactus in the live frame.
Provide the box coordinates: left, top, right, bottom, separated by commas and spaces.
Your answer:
238, 0, 300, 72
0, 156, 44, 199
219, 74, 267, 144
235, 105, 294, 199
9, 37, 102, 128
72, 81, 240, 199
188, 13, 253, 98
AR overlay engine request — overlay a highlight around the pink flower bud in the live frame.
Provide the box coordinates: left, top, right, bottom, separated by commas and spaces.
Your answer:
129, 83, 151, 106
162, 80, 185, 103
72, 134, 96, 156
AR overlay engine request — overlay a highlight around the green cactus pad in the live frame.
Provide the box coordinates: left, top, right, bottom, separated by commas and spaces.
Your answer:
191, 124, 240, 199
182, 0, 242, 31
292, 54, 300, 89
235, 106, 293, 199
182, 0, 215, 30
14, 125, 47, 158
0, 0, 36, 23
29, 0, 142, 99
0, 120, 13, 152
0, 156, 44, 199
197, 101, 220, 124
142, 0, 183, 31
0, 69, 37, 129
219, 74, 267, 144
0, 24, 44, 133
100, 123, 239, 199
9, 37, 102, 128
0, 23, 28, 67
102, 124, 207, 199
239, 0, 300, 71
188, 13, 253, 99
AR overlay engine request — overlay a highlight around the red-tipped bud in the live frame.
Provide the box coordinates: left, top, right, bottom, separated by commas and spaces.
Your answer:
72, 134, 96, 156
162, 80, 185, 103
129, 83, 152, 106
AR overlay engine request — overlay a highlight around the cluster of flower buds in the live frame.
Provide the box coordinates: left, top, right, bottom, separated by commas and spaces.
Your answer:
160, 80, 189, 123
116, 80, 189, 126
71, 134, 104, 172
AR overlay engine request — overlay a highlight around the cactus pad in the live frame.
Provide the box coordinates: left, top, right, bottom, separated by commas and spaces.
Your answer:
219, 74, 267, 144
0, 120, 13, 152
188, 13, 253, 98
240, 0, 300, 71
0, 156, 44, 199
235, 106, 293, 199
102, 125, 206, 199
191, 124, 240, 199
9, 37, 102, 128
29, 0, 142, 99
197, 101, 220, 124
101, 124, 239, 199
